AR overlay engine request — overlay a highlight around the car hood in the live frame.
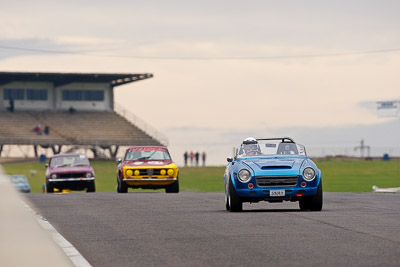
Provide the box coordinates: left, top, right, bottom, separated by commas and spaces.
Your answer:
243, 157, 306, 172
14, 183, 30, 188
123, 160, 174, 168
49, 165, 93, 174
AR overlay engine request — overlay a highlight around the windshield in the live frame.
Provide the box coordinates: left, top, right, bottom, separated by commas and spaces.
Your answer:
237, 139, 306, 157
50, 155, 90, 167
125, 146, 171, 161
9, 175, 27, 183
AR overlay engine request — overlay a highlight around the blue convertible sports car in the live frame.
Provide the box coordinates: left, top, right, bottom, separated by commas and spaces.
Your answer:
224, 137, 322, 212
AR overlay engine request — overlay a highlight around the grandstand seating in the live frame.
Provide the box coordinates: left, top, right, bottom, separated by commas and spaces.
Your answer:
0, 111, 161, 147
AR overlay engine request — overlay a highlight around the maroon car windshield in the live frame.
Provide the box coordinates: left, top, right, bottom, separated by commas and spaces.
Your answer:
50, 155, 90, 167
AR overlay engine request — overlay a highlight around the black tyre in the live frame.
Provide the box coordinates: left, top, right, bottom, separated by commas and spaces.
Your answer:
166, 178, 179, 193
225, 179, 230, 211
228, 177, 242, 212
299, 196, 311, 210
117, 174, 128, 193
310, 181, 323, 211
46, 182, 54, 193
116, 176, 121, 193
86, 181, 96, 193
299, 180, 323, 211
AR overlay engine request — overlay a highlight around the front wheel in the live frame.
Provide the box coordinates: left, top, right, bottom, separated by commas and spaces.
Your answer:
310, 181, 323, 211
117, 175, 128, 193
224, 177, 230, 211
299, 180, 323, 211
86, 181, 96, 193
166, 178, 179, 193
228, 177, 242, 212
46, 182, 54, 193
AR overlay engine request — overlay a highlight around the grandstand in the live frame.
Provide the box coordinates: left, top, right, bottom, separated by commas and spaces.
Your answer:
0, 71, 166, 158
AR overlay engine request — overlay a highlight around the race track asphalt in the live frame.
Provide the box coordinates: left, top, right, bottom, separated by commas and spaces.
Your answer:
27, 192, 400, 267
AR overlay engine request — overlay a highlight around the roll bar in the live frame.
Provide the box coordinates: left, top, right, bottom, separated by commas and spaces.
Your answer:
256, 137, 295, 143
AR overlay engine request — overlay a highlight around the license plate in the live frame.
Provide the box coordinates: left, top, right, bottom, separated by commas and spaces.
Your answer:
270, 190, 285, 197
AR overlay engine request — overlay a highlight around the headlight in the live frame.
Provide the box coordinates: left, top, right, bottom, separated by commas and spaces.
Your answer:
126, 170, 133, 176
167, 169, 174, 176
51, 174, 57, 179
86, 172, 92, 178
238, 169, 251, 183
303, 167, 316, 181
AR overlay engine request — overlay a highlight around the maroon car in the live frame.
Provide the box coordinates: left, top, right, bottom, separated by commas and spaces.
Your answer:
45, 153, 95, 193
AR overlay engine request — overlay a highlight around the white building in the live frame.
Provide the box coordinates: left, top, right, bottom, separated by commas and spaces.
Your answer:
0, 71, 153, 111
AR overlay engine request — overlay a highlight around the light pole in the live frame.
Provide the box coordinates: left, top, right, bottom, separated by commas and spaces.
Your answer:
354, 138, 370, 159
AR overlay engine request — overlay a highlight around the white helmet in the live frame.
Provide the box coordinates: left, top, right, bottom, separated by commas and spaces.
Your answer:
242, 137, 260, 155
243, 137, 257, 144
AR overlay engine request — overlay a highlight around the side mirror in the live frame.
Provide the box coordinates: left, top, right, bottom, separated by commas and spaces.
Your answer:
116, 158, 122, 164
227, 157, 233, 162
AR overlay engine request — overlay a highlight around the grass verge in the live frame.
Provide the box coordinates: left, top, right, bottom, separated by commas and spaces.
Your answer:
2, 159, 400, 193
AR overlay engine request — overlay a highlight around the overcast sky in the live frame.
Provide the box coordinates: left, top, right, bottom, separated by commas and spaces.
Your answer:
1, 0, 400, 165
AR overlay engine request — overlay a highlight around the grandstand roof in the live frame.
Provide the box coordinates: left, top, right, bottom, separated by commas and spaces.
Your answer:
0, 71, 153, 87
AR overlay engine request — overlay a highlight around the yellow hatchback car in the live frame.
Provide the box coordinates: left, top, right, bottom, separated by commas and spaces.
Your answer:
116, 146, 179, 193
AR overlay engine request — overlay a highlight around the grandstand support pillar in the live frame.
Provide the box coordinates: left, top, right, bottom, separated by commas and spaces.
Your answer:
51, 145, 63, 155
33, 145, 38, 158
109, 145, 119, 159
91, 147, 98, 158
0, 145, 3, 157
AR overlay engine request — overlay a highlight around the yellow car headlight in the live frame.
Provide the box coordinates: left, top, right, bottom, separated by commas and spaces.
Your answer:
126, 170, 133, 176
160, 169, 166, 175
134, 170, 140, 176
167, 169, 174, 176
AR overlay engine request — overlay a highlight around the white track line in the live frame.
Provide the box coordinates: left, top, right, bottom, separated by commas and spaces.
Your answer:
23, 201, 92, 267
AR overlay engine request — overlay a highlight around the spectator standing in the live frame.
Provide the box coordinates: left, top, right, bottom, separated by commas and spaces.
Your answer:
202, 151, 206, 166
190, 151, 194, 166
183, 151, 188, 166
195, 152, 200, 166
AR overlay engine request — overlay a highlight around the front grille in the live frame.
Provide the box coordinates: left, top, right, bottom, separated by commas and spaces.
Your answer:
256, 176, 299, 187
134, 169, 162, 176
59, 173, 85, 179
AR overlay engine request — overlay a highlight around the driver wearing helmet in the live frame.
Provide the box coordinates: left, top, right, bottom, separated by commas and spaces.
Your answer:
283, 144, 291, 154
241, 137, 261, 156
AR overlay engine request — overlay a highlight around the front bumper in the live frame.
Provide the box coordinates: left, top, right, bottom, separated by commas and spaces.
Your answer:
235, 186, 318, 202
123, 177, 177, 187
47, 177, 95, 190
123, 178, 177, 182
